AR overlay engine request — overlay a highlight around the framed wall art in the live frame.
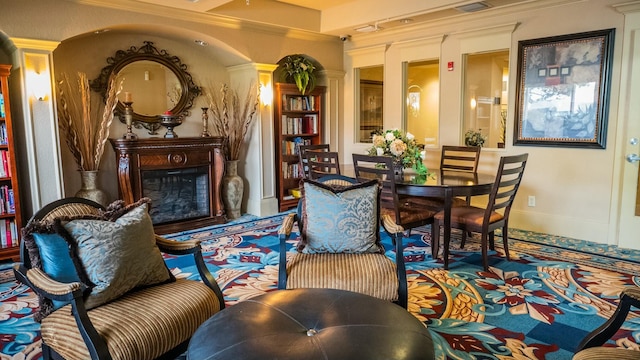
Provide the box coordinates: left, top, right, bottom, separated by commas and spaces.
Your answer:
514, 28, 615, 148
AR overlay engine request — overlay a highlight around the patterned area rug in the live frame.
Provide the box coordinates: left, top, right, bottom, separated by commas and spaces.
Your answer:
2, 212, 640, 359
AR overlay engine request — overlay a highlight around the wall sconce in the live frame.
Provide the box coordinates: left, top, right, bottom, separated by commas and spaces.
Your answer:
470, 96, 477, 109
259, 83, 273, 107
29, 71, 49, 101
144, 70, 150, 81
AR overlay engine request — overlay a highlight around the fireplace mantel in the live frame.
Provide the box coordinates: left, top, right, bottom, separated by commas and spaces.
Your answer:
109, 137, 226, 234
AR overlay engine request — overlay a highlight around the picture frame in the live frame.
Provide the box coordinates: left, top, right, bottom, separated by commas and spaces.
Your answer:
514, 28, 615, 148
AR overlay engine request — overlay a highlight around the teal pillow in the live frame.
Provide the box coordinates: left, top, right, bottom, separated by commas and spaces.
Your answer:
31, 232, 79, 284
63, 203, 174, 309
297, 179, 383, 254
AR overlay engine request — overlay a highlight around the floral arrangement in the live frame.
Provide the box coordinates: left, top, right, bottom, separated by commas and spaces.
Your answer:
206, 82, 259, 161
367, 129, 428, 175
280, 54, 316, 95
464, 129, 486, 147
57, 72, 122, 171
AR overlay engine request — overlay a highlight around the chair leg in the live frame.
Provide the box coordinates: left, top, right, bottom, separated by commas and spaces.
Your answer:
430, 223, 439, 260
489, 231, 495, 250
460, 229, 467, 249
502, 225, 510, 261
481, 232, 489, 271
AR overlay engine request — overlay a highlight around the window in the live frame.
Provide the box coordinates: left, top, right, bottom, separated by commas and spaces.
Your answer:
462, 50, 509, 148
356, 65, 383, 143
405, 60, 439, 148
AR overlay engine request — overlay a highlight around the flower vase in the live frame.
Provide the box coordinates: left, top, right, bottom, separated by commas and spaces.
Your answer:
75, 170, 109, 207
222, 160, 244, 220
393, 163, 405, 177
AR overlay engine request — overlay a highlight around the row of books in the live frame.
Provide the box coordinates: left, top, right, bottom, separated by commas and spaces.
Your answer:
282, 137, 312, 156
0, 150, 11, 178
282, 95, 316, 111
0, 123, 7, 145
0, 219, 18, 249
0, 185, 14, 215
282, 161, 301, 180
0, 93, 5, 118
282, 115, 318, 135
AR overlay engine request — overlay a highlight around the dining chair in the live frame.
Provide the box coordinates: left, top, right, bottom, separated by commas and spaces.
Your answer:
440, 145, 481, 173
302, 151, 341, 180
352, 154, 437, 247
298, 144, 330, 178
431, 153, 528, 270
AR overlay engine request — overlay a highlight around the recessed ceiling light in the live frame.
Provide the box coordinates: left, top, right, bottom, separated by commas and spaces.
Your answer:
195, 40, 208, 46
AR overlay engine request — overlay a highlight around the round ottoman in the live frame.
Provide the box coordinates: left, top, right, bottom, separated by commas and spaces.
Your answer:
187, 288, 434, 360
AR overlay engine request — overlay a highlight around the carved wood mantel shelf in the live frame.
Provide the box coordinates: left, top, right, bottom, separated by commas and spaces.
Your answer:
109, 137, 226, 234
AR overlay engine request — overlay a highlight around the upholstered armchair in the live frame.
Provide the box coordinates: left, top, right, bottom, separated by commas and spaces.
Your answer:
14, 197, 225, 360
277, 175, 409, 308
573, 287, 640, 360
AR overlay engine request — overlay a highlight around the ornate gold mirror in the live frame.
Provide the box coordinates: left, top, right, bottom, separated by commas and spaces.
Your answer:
90, 41, 200, 134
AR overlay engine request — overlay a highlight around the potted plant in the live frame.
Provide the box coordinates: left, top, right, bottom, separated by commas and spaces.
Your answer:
206, 82, 259, 219
56, 72, 121, 206
464, 129, 486, 147
280, 54, 316, 95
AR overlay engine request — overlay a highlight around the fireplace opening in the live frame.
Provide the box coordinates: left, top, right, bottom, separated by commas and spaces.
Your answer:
141, 166, 210, 225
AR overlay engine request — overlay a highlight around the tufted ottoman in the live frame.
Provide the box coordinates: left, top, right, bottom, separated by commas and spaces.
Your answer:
187, 288, 434, 360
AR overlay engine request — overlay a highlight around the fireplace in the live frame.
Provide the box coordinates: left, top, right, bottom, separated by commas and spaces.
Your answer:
142, 166, 210, 225
110, 137, 226, 234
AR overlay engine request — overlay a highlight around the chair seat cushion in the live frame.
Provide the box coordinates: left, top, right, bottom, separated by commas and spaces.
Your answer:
435, 206, 503, 227
286, 252, 398, 302
572, 347, 640, 360
41, 278, 221, 360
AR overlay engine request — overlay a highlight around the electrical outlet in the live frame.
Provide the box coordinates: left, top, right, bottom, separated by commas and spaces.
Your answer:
528, 195, 536, 207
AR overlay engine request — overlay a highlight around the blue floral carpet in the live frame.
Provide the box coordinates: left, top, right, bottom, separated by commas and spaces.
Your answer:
2, 212, 640, 359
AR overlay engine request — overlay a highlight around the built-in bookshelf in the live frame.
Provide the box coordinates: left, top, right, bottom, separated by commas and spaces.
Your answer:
0, 64, 22, 261
274, 83, 325, 212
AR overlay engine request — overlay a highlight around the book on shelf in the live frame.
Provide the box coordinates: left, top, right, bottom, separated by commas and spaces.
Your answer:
0, 93, 5, 118
0, 219, 7, 248
10, 220, 17, 247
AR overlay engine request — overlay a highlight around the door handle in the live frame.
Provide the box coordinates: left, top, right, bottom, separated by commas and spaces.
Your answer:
626, 153, 640, 163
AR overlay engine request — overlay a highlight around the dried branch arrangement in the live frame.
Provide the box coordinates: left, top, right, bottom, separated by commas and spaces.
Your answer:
57, 72, 121, 171
206, 82, 259, 161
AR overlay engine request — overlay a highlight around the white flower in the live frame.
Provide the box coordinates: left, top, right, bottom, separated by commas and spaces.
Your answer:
376, 147, 384, 156
389, 139, 407, 157
385, 132, 396, 141
406, 132, 415, 140
420, 150, 426, 159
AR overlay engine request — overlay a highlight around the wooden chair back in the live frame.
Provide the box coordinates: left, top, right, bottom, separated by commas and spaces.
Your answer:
298, 144, 330, 178
304, 151, 341, 180
352, 154, 400, 221
485, 153, 528, 221
440, 145, 481, 172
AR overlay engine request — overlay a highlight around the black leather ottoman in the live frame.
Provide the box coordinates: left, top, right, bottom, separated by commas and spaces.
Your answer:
187, 288, 434, 360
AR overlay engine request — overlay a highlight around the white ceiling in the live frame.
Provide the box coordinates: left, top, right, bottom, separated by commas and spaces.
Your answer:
128, 0, 538, 36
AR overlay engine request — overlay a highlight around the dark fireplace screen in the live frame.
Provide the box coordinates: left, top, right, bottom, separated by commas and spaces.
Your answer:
141, 166, 210, 225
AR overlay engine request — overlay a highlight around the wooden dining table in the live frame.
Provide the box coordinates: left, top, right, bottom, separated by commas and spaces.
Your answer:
394, 169, 497, 262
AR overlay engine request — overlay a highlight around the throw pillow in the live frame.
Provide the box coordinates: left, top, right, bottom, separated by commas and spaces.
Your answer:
62, 202, 174, 309
297, 178, 383, 254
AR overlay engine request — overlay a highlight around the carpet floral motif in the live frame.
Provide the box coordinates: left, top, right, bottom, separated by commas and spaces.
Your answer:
1, 213, 640, 359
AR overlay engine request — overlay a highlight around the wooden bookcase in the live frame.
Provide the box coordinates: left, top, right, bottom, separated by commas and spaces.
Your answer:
0, 64, 22, 261
274, 83, 325, 212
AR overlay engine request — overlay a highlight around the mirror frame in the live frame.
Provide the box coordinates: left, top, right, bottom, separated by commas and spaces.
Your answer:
90, 41, 200, 134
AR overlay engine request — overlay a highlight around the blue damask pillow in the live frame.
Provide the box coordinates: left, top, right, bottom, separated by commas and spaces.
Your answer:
63, 203, 174, 310
297, 179, 383, 254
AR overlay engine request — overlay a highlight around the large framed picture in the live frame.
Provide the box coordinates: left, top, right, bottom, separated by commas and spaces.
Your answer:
514, 29, 615, 148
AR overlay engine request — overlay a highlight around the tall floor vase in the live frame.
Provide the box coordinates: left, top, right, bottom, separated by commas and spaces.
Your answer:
75, 170, 109, 207
222, 160, 244, 220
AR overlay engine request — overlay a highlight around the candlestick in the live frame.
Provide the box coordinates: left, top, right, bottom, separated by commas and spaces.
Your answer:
201, 107, 211, 137
122, 101, 137, 139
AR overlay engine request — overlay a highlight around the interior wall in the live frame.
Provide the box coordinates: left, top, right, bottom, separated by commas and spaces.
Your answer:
343, 0, 625, 245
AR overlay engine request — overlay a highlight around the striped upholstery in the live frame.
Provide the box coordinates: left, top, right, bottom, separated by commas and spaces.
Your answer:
39, 203, 102, 221
286, 252, 398, 302
41, 279, 221, 360
573, 348, 640, 360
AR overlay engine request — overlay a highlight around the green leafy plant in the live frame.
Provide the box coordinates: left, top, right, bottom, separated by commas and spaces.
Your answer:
367, 129, 428, 176
280, 54, 316, 95
464, 129, 486, 147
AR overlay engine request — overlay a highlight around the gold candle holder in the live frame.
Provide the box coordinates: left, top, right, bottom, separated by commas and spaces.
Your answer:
122, 101, 137, 139
201, 107, 211, 137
